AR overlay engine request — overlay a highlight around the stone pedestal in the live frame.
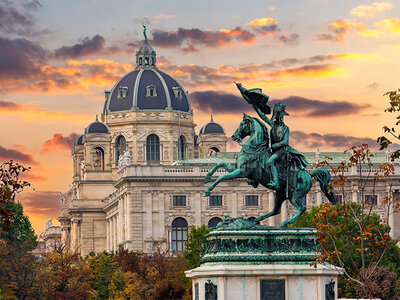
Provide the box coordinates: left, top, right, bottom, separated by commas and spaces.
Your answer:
185, 217, 341, 300
186, 263, 340, 300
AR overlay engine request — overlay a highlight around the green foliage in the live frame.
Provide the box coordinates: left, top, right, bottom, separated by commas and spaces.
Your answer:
0, 202, 38, 299
183, 225, 210, 270
87, 251, 116, 299
0, 202, 37, 250
377, 89, 400, 161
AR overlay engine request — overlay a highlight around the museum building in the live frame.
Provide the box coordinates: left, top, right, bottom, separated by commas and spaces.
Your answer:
56, 34, 400, 256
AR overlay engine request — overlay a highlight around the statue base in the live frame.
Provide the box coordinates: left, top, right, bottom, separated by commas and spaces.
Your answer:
185, 218, 342, 300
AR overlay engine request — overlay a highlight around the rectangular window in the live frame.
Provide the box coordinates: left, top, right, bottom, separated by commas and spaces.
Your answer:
173, 195, 186, 206
335, 195, 343, 203
209, 195, 222, 207
245, 195, 259, 206
365, 195, 378, 205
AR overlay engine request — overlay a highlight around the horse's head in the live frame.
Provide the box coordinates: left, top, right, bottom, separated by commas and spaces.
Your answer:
232, 114, 253, 144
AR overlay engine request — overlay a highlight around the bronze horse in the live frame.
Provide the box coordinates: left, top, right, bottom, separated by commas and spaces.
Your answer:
204, 114, 336, 227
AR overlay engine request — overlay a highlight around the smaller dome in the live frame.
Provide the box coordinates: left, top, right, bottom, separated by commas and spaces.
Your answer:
137, 43, 155, 55
74, 135, 84, 146
200, 116, 225, 134
85, 121, 109, 134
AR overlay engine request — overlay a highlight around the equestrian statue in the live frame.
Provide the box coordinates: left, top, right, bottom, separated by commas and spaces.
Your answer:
203, 83, 337, 227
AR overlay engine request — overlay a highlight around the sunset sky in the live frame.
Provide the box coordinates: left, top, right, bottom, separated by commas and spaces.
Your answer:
1, 0, 400, 234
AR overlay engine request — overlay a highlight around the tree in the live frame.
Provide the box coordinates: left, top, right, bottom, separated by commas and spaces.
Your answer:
37, 248, 95, 299
377, 89, 400, 161
113, 247, 187, 300
183, 225, 210, 270
0, 161, 30, 227
292, 205, 400, 298
295, 144, 400, 298
0, 201, 38, 299
87, 251, 117, 299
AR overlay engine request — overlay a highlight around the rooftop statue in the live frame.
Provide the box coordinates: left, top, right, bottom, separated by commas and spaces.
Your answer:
204, 83, 337, 227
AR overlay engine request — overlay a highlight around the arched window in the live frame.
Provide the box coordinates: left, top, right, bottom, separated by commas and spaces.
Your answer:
93, 147, 104, 170
178, 135, 185, 160
208, 217, 222, 229
171, 217, 188, 252
115, 135, 127, 163
146, 134, 160, 161
248, 217, 256, 221
209, 146, 220, 156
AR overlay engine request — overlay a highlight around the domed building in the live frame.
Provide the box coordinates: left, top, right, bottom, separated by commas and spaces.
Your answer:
58, 30, 400, 256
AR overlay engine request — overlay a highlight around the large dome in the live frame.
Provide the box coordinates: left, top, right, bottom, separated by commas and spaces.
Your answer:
103, 36, 190, 114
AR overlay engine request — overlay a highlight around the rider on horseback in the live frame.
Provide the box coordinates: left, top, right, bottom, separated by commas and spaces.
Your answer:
253, 102, 308, 189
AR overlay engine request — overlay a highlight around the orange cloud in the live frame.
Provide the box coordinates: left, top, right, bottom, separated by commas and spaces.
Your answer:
41, 132, 80, 154
0, 99, 93, 123
375, 18, 400, 33
248, 18, 278, 27
350, 2, 392, 19
0, 145, 39, 165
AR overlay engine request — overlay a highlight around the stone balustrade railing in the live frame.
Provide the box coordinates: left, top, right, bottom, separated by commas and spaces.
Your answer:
118, 164, 400, 179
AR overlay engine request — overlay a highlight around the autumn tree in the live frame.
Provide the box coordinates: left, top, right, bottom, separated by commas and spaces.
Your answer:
0, 160, 30, 227
377, 88, 400, 161
37, 247, 95, 299
87, 251, 117, 299
0, 201, 39, 299
292, 205, 400, 298
306, 144, 400, 298
113, 247, 187, 300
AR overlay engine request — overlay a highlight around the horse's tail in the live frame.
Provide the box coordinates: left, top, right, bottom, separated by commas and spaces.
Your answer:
310, 168, 336, 204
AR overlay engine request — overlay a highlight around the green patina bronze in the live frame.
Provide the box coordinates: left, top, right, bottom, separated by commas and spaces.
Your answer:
203, 83, 337, 227
200, 217, 319, 264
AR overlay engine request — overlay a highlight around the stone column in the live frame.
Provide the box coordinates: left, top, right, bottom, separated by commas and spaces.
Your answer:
126, 194, 132, 249
114, 215, 117, 251
231, 192, 238, 218
316, 191, 322, 206
281, 200, 287, 225
195, 192, 202, 226
352, 189, 358, 203
146, 192, 153, 239
158, 192, 165, 238
106, 219, 109, 252
268, 191, 276, 226
61, 227, 69, 247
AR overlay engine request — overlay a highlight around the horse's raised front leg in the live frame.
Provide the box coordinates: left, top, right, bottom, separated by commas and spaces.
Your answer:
205, 162, 236, 183
255, 189, 285, 223
203, 169, 244, 197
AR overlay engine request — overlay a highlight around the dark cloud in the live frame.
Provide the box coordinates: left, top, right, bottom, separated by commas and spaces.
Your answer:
191, 91, 251, 114
0, 0, 44, 36
54, 35, 107, 59
270, 96, 369, 117
18, 190, 61, 218
290, 131, 391, 151
278, 33, 300, 45
41, 132, 80, 153
0, 145, 38, 165
0, 99, 22, 110
190, 91, 367, 117
367, 82, 378, 89
0, 37, 47, 81
150, 27, 256, 51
